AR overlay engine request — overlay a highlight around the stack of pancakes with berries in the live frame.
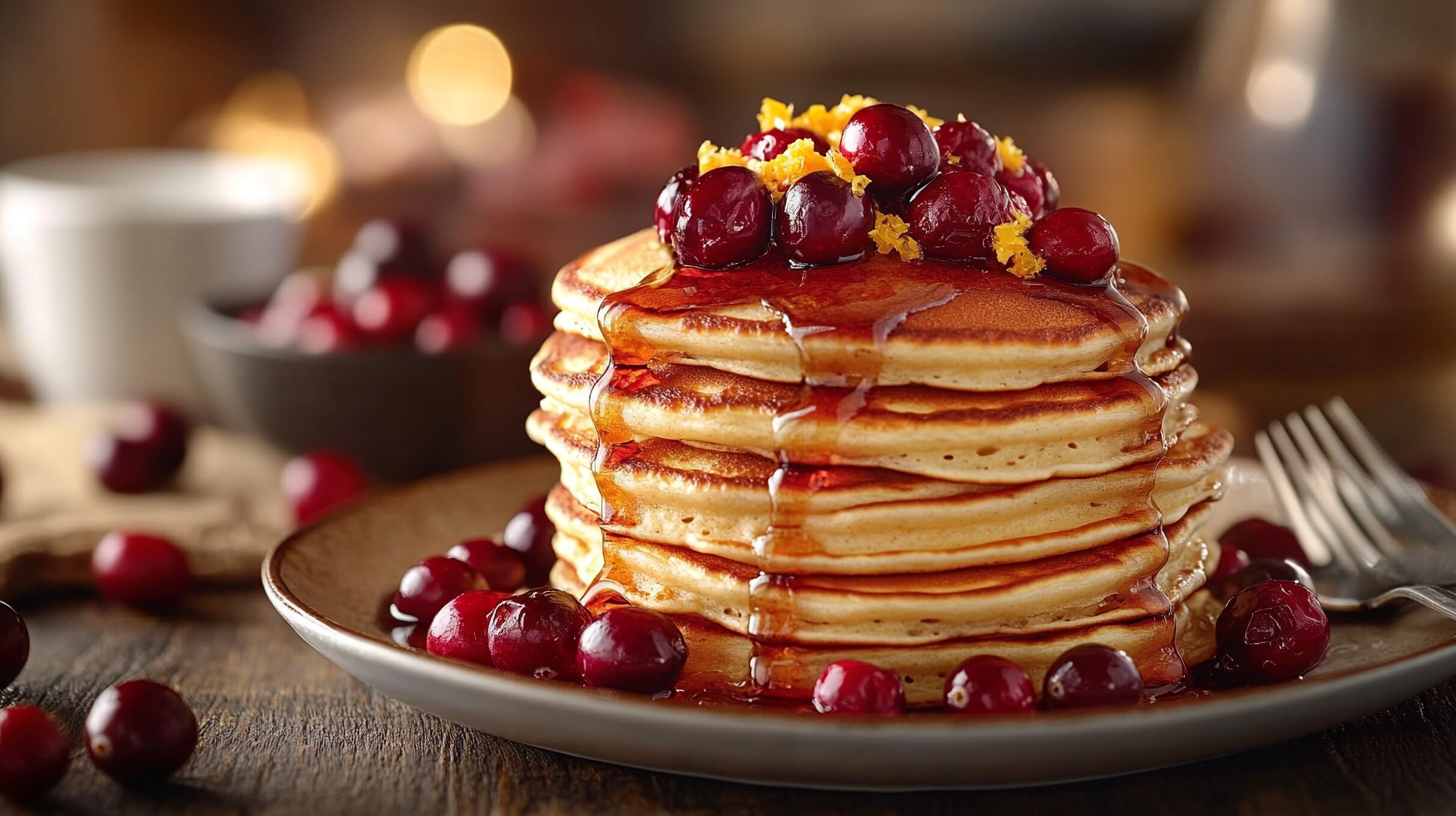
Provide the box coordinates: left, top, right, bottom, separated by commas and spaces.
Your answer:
526, 95, 1231, 706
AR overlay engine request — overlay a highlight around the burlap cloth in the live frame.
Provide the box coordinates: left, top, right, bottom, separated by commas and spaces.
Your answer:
0, 401, 291, 599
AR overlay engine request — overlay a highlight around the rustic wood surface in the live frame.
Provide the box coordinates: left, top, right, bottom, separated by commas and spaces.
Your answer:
0, 586, 1453, 815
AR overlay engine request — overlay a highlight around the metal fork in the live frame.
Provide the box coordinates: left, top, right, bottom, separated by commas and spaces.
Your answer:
1255, 398, 1456, 619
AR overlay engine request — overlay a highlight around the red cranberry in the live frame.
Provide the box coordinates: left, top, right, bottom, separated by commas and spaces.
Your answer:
0, 603, 27, 688
256, 271, 326, 346
932, 120, 1001, 176
944, 655, 1036, 715
839, 104, 939, 198
672, 165, 771, 269
1220, 518, 1310, 567
86, 402, 190, 494
85, 679, 197, 786
1207, 544, 1252, 587
415, 306, 480, 354
393, 556, 489, 622
576, 607, 687, 694
0, 706, 68, 800
1218, 558, 1316, 602
281, 449, 368, 526
906, 172, 1019, 261
1216, 580, 1330, 684
333, 250, 412, 308
1027, 207, 1120, 283
654, 164, 699, 245
351, 277, 434, 344
352, 217, 431, 272
500, 301, 554, 346
487, 587, 593, 681
91, 531, 192, 608
776, 171, 875, 267
739, 128, 828, 161
446, 538, 526, 592
997, 166, 1046, 219
502, 495, 557, 586
812, 659, 905, 715
1042, 644, 1144, 709
426, 589, 512, 667
444, 248, 536, 318
295, 302, 360, 354
1028, 159, 1060, 212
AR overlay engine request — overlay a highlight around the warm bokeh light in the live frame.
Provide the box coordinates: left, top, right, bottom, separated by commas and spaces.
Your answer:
328, 87, 446, 185
407, 24, 513, 126
209, 72, 340, 216
438, 94, 536, 168
1428, 180, 1456, 262
1245, 58, 1317, 130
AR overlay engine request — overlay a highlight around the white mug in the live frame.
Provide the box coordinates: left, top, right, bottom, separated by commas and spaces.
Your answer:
0, 150, 304, 415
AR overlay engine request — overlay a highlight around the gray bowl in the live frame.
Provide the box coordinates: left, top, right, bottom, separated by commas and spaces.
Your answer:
182, 301, 543, 482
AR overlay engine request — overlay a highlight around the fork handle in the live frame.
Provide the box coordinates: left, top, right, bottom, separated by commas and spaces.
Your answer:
1381, 585, 1456, 621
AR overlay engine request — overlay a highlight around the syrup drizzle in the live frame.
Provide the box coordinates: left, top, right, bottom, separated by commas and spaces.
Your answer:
586, 251, 1187, 698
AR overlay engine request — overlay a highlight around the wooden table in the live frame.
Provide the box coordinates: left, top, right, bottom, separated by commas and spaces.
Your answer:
4, 587, 1455, 815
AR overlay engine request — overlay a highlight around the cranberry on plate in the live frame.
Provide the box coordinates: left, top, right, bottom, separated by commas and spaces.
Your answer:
1207, 544, 1252, 587
576, 606, 688, 694
1042, 643, 1144, 709
446, 538, 527, 592
487, 587, 593, 681
1219, 518, 1310, 567
906, 171, 1020, 261
1216, 558, 1315, 601
502, 494, 558, 586
86, 401, 190, 494
739, 128, 828, 161
426, 590, 513, 666
838, 104, 939, 197
85, 679, 198, 786
281, 449, 369, 526
654, 164, 699, 245
91, 531, 192, 609
812, 659, 905, 715
932, 120, 1001, 176
0, 602, 27, 688
1216, 580, 1329, 684
1027, 159, 1060, 213
393, 556, 489, 622
944, 654, 1036, 715
0, 705, 69, 800
996, 165, 1046, 220
672, 165, 772, 269
776, 171, 875, 267
1026, 208, 1120, 284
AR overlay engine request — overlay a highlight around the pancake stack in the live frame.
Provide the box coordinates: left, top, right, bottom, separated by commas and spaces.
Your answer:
527, 228, 1231, 706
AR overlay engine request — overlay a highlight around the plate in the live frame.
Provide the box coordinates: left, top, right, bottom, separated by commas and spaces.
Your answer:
262, 456, 1456, 790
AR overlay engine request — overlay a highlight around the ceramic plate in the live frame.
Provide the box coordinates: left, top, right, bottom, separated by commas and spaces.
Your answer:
263, 457, 1456, 790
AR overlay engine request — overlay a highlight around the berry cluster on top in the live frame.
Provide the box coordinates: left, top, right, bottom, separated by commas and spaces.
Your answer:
654, 95, 1121, 284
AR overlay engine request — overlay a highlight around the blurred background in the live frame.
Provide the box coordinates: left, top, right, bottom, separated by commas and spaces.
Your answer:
2, 0, 1456, 480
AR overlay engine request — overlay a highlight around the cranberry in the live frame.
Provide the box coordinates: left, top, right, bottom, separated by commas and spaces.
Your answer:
353, 277, 435, 344
447, 538, 526, 592
906, 172, 1019, 261
1220, 518, 1310, 567
295, 302, 360, 354
943, 655, 1036, 715
352, 217, 431, 272
997, 166, 1046, 219
812, 659, 905, 715
0, 603, 27, 688
1027, 207, 1120, 283
1217, 580, 1330, 684
672, 165, 771, 269
1028, 159, 1060, 212
256, 271, 325, 346
839, 104, 939, 198
487, 587, 593, 681
1042, 644, 1144, 709
502, 495, 557, 586
932, 120, 1000, 176
333, 251, 406, 308
500, 301, 554, 346
85, 679, 197, 786
86, 402, 190, 494
0, 706, 68, 800
1218, 558, 1316, 601
282, 449, 368, 526
739, 128, 828, 161
91, 531, 192, 608
775, 171, 875, 268
393, 556, 489, 622
576, 607, 687, 694
1207, 544, 1252, 587
654, 164, 699, 245
415, 306, 480, 354
426, 589, 513, 667
444, 248, 536, 318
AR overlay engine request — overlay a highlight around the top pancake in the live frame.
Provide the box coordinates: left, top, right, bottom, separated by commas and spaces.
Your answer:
552, 229, 1190, 392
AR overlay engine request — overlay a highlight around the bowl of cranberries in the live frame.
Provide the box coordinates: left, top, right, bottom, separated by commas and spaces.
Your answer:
183, 218, 548, 481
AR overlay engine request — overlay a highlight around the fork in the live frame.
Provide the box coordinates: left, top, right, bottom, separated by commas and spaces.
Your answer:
1254, 398, 1456, 620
